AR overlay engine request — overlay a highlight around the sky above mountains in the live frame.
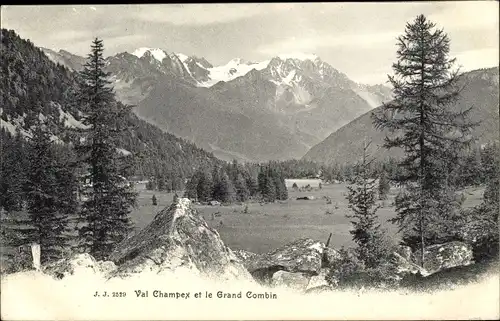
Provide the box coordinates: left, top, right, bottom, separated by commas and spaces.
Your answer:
2, 2, 498, 85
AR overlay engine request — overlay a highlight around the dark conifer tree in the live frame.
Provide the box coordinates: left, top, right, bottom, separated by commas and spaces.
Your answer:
372, 15, 477, 266
0, 130, 27, 212
462, 142, 499, 261
246, 174, 259, 197
145, 179, 155, 191
257, 168, 267, 198
345, 141, 390, 268
184, 173, 199, 201
52, 143, 79, 232
234, 173, 250, 202
17, 122, 73, 263
157, 175, 166, 191
264, 167, 277, 202
75, 38, 137, 260
215, 171, 236, 203
197, 169, 213, 202
273, 169, 288, 201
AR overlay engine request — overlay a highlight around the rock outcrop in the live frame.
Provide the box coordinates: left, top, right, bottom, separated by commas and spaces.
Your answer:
245, 240, 475, 291
233, 249, 259, 270
323, 247, 343, 269
305, 268, 331, 291
271, 271, 311, 290
389, 252, 429, 280
413, 241, 474, 275
43, 253, 117, 279
237, 238, 330, 291
108, 198, 252, 282
247, 238, 324, 275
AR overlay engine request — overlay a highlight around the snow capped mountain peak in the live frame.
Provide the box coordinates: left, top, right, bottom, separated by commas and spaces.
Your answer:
175, 52, 190, 63
277, 53, 319, 61
132, 47, 167, 62
197, 58, 270, 87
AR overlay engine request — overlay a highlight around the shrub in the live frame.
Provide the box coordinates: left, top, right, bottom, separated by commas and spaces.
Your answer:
326, 247, 365, 287
459, 205, 499, 262
326, 247, 399, 290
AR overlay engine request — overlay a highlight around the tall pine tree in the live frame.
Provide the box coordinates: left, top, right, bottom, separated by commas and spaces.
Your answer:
214, 171, 236, 203
372, 15, 477, 266
75, 38, 137, 260
197, 169, 213, 202
234, 173, 250, 202
184, 172, 199, 201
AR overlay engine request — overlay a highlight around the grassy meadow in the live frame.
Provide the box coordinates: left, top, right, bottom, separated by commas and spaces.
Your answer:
131, 181, 485, 255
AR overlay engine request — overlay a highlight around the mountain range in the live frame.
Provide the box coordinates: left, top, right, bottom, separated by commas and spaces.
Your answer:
22, 37, 500, 164
302, 67, 500, 165
1, 29, 220, 181
40, 47, 393, 161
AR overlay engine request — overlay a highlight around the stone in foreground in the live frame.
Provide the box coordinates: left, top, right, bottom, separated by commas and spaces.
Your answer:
233, 249, 259, 270
43, 253, 117, 279
109, 198, 252, 282
390, 252, 429, 280
247, 238, 325, 281
323, 247, 342, 269
414, 241, 474, 275
306, 268, 331, 291
271, 270, 311, 290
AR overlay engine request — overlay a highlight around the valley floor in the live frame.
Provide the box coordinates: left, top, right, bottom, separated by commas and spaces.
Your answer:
131, 182, 485, 254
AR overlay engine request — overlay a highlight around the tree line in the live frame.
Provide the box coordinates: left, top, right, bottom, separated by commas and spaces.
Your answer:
183, 160, 288, 203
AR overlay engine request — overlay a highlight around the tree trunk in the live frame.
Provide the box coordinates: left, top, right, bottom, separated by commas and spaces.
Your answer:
420, 215, 425, 268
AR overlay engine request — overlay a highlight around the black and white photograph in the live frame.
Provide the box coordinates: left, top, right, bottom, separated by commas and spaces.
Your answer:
0, 2, 499, 320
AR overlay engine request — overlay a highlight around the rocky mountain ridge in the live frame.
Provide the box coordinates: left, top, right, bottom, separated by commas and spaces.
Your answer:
40, 46, 393, 161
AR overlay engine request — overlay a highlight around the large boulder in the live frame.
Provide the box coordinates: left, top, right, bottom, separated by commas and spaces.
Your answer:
108, 198, 252, 282
233, 249, 259, 270
414, 241, 474, 275
43, 253, 117, 279
322, 247, 342, 268
389, 252, 429, 280
246, 238, 324, 282
271, 270, 311, 290
305, 268, 331, 291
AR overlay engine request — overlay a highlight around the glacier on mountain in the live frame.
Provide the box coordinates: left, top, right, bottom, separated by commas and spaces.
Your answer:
198, 58, 270, 87
132, 47, 167, 62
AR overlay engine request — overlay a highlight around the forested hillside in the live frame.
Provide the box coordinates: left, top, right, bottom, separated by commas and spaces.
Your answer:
0, 29, 221, 183
303, 67, 499, 165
